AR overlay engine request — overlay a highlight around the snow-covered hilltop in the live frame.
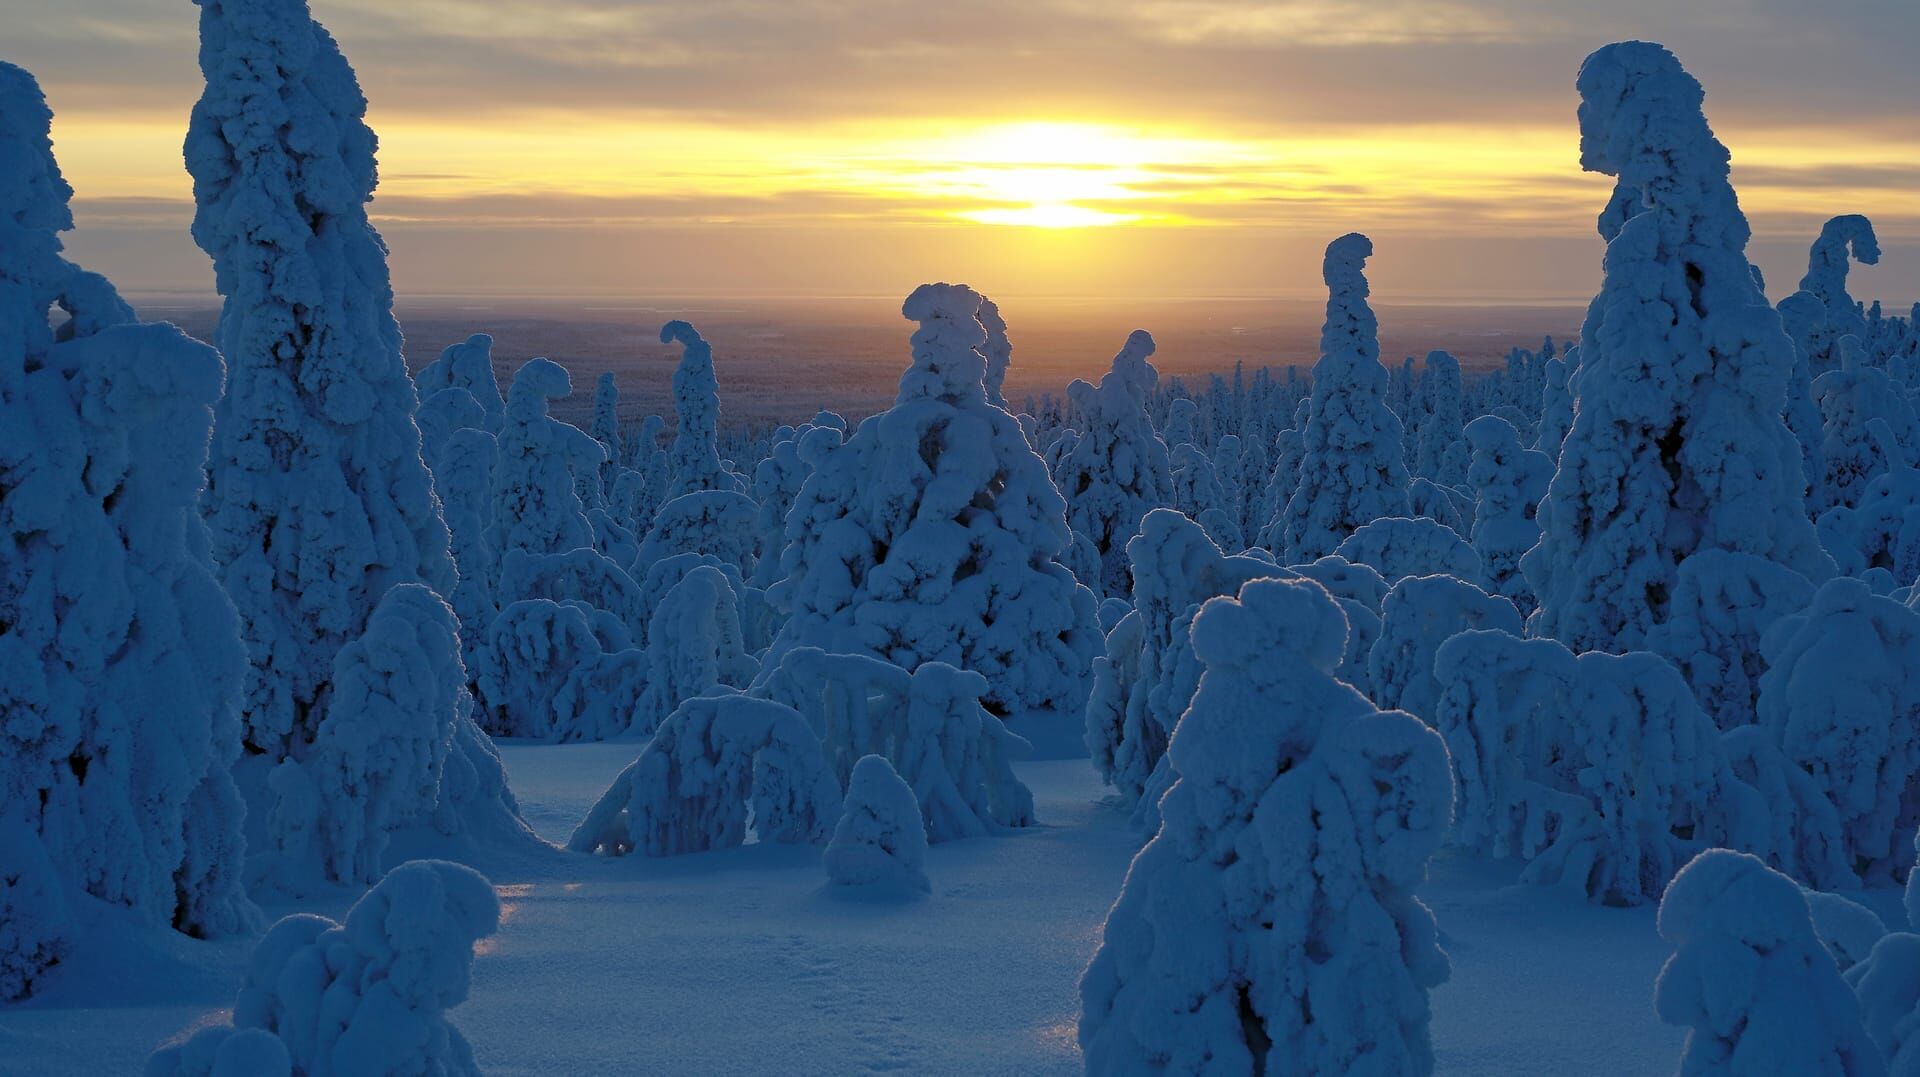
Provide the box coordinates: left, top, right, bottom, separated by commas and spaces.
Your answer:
7, 12, 1920, 1077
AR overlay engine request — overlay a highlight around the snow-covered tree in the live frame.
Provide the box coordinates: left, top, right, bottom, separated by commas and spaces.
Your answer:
1535, 349, 1573, 460
637, 565, 756, 733
489, 357, 596, 562
1463, 414, 1550, 614
1, 59, 254, 999
1846, 930, 1920, 1073
1814, 336, 1920, 514
635, 489, 760, 583
1086, 509, 1280, 804
1646, 550, 1815, 729
1435, 629, 1759, 905
1757, 577, 1920, 884
479, 599, 638, 741
1368, 574, 1521, 724
1524, 42, 1833, 653
569, 694, 842, 857
661, 320, 743, 499
1169, 441, 1242, 550
1334, 515, 1481, 586
1655, 849, 1881, 1076
824, 755, 930, 896
1051, 330, 1174, 598
187, 0, 457, 759
750, 424, 839, 588
1790, 214, 1882, 378
254, 584, 466, 890
977, 294, 1012, 409
414, 333, 504, 433
1415, 350, 1466, 483
762, 649, 1034, 839
146, 859, 500, 1077
1080, 578, 1452, 1074
591, 371, 621, 491
767, 283, 1099, 729
1275, 234, 1412, 560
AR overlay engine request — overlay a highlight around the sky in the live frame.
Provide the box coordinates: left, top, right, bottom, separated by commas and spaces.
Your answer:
10, 0, 1920, 303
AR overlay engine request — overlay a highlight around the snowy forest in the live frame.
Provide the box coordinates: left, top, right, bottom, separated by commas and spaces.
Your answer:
7, 3, 1920, 1075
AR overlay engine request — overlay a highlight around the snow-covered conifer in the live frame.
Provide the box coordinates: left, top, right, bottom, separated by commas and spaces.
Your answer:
977, 294, 1012, 408
635, 489, 760, 583
637, 565, 757, 733
661, 320, 744, 498
1051, 330, 1174, 597
188, 0, 457, 758
591, 370, 621, 488
414, 334, 504, 433
1334, 515, 1481, 586
2, 59, 253, 994
1524, 42, 1833, 653
489, 357, 596, 562
1368, 574, 1521, 724
824, 755, 930, 896
570, 695, 842, 857
1757, 577, 1920, 884
1080, 578, 1452, 1074
1655, 849, 1881, 1076
261, 585, 465, 888
145, 860, 500, 1077
1169, 441, 1242, 550
1646, 550, 1815, 729
767, 283, 1099, 727
1275, 234, 1412, 560
1814, 336, 1920, 514
1464, 414, 1549, 613
1415, 350, 1466, 483
1535, 350, 1573, 459
1791, 214, 1882, 377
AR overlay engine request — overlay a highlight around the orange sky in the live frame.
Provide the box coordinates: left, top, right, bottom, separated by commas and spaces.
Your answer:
14, 0, 1920, 302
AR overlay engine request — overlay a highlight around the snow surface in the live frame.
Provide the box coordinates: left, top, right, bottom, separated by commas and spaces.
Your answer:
0, 738, 1768, 1075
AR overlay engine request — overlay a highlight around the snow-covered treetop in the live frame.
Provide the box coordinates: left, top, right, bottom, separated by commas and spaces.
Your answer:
1106, 330, 1158, 405
660, 319, 738, 497
507, 356, 572, 422
1799, 214, 1880, 303
0, 61, 132, 388
977, 294, 1012, 408
1320, 232, 1379, 367
898, 282, 989, 406
1575, 41, 1738, 247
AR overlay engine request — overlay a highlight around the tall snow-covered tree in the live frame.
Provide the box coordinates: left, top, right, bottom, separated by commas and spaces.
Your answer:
661, 320, 744, 499
767, 283, 1099, 732
1789, 214, 1881, 378
1275, 234, 1412, 561
186, 0, 456, 759
977, 294, 1012, 409
1, 59, 254, 996
1523, 41, 1833, 653
1414, 350, 1466, 483
1080, 577, 1452, 1074
1463, 414, 1550, 614
489, 357, 596, 562
1656, 849, 1881, 1076
1051, 330, 1174, 598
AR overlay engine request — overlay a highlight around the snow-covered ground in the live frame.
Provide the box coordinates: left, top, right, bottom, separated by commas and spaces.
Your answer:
8, 738, 1841, 1075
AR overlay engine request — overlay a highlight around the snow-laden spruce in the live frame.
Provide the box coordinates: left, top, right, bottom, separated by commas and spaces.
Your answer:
762, 649, 1034, 840
255, 585, 466, 889
569, 694, 843, 857
591, 370, 621, 492
749, 423, 841, 588
1333, 515, 1481, 586
1051, 330, 1174, 598
824, 755, 931, 897
977, 294, 1012, 409
1434, 629, 1761, 905
661, 320, 745, 499
1655, 849, 1882, 1077
489, 357, 598, 562
637, 564, 757, 733
1368, 574, 1521, 725
1085, 508, 1280, 805
1524, 41, 1833, 653
1757, 577, 1920, 885
1645, 550, 1815, 730
1414, 350, 1467, 484
145, 859, 500, 1077
1846, 928, 1920, 1073
1791, 214, 1882, 378
1464, 414, 1550, 615
1, 59, 254, 998
1814, 336, 1920, 515
187, 0, 456, 759
765, 284, 1099, 729
1080, 578, 1452, 1074
1274, 234, 1412, 561
415, 334, 505, 433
